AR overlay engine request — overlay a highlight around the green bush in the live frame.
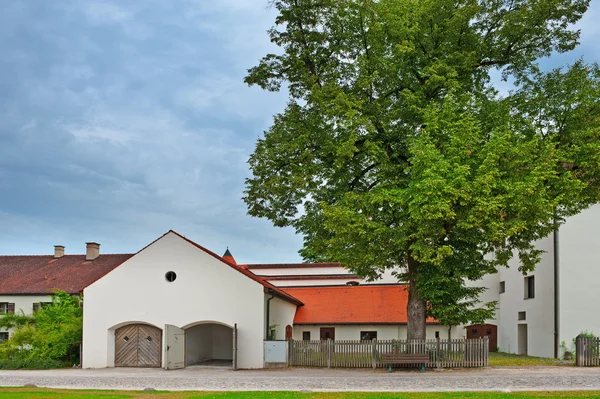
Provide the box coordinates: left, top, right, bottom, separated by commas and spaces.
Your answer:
0, 356, 68, 370
0, 291, 81, 368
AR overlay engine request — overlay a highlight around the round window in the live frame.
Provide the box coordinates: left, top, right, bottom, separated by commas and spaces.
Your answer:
165, 271, 177, 282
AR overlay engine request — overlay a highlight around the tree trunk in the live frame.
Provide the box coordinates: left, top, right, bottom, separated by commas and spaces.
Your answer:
406, 255, 427, 341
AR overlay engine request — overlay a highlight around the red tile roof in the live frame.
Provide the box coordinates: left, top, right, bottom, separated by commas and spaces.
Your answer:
0, 254, 133, 295
282, 285, 437, 325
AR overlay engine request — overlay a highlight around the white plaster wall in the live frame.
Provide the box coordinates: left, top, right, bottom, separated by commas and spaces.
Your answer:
293, 325, 465, 340
254, 267, 400, 284
270, 279, 366, 287
267, 296, 297, 340
0, 295, 52, 337
82, 232, 266, 369
254, 267, 353, 276
185, 325, 212, 364
212, 324, 233, 360
559, 204, 600, 354
494, 236, 555, 357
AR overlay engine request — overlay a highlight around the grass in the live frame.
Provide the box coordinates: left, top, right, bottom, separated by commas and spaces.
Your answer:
489, 352, 573, 367
1, 389, 600, 399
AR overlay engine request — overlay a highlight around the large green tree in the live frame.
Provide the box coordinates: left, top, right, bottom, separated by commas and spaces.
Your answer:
244, 0, 600, 339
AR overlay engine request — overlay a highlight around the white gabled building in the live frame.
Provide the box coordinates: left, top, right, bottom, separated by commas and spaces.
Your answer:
82, 230, 301, 369
472, 204, 600, 358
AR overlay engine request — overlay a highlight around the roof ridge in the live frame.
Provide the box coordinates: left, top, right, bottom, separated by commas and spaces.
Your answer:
165, 230, 304, 306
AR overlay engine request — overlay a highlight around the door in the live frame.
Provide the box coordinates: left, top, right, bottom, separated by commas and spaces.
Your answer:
165, 324, 185, 370
233, 323, 238, 371
320, 327, 335, 340
285, 325, 293, 340
518, 324, 528, 355
115, 324, 162, 367
466, 324, 497, 352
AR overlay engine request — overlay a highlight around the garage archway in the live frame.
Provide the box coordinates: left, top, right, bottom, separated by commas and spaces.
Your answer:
184, 323, 233, 367
114, 324, 162, 367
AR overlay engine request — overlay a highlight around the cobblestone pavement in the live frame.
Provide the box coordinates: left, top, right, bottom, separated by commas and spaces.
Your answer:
1, 366, 600, 392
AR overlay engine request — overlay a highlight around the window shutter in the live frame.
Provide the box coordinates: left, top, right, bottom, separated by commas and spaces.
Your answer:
7, 303, 15, 314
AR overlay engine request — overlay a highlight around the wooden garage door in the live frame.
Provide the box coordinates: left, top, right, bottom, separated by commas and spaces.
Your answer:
115, 324, 162, 367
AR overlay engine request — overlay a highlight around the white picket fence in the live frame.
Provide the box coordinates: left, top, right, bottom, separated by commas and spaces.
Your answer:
289, 337, 489, 369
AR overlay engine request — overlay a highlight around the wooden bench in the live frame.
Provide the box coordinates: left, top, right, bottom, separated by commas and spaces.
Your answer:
381, 353, 429, 372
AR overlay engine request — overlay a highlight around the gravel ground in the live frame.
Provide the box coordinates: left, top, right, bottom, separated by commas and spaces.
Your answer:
1, 366, 600, 392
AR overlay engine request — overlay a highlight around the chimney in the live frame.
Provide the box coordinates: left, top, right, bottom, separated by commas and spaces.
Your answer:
86, 242, 100, 261
54, 245, 65, 259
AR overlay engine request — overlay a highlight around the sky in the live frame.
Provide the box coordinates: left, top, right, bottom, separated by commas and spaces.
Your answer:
0, 1, 599, 263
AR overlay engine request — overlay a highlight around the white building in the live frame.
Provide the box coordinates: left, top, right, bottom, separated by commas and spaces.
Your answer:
472, 204, 600, 358
82, 231, 300, 369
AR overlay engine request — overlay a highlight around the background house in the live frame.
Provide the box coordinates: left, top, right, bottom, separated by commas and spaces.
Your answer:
0, 244, 131, 343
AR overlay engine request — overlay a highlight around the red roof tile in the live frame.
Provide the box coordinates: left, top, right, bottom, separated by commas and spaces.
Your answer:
0, 254, 133, 295
282, 285, 437, 325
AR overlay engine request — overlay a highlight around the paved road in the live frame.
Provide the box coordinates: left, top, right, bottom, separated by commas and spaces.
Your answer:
1, 366, 600, 392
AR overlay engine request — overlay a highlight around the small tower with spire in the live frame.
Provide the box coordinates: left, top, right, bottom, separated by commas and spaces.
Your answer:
222, 247, 237, 265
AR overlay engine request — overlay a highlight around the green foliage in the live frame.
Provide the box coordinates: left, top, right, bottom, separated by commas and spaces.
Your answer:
244, 0, 600, 335
0, 291, 82, 366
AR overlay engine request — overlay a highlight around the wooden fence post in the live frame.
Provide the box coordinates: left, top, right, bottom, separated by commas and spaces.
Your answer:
436, 337, 440, 369
484, 336, 489, 366
576, 335, 582, 367
372, 339, 377, 369
327, 339, 332, 368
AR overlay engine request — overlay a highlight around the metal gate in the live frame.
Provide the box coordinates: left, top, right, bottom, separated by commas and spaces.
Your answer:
115, 324, 162, 367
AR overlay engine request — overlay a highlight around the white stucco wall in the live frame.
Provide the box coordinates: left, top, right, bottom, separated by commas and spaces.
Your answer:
558, 204, 600, 354
0, 295, 52, 337
292, 325, 465, 341
267, 296, 297, 340
82, 232, 267, 369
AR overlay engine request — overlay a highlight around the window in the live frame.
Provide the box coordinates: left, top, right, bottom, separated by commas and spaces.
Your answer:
0, 303, 14, 314
32, 302, 52, 312
435, 331, 440, 339
524, 276, 535, 299
518, 311, 526, 321
302, 331, 311, 341
165, 271, 177, 282
0, 332, 8, 342
360, 331, 377, 341
499, 281, 505, 294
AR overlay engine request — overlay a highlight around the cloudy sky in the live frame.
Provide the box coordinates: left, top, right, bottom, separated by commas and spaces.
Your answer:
1, 1, 598, 262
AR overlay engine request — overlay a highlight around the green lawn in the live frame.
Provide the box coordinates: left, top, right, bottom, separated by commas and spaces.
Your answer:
489, 352, 573, 367
1, 389, 600, 399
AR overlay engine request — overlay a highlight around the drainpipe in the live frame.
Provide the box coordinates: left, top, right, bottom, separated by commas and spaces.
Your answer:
553, 225, 560, 359
266, 290, 275, 340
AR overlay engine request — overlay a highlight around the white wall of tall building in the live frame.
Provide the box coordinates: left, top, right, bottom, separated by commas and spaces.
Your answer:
494, 235, 555, 358
82, 232, 267, 369
559, 204, 600, 354
292, 325, 465, 341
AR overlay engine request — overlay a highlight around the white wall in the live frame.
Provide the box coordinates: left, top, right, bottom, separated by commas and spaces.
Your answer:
476, 237, 555, 357
82, 232, 266, 369
559, 204, 600, 354
186, 325, 212, 365
292, 325, 465, 340
0, 295, 52, 337
267, 296, 297, 340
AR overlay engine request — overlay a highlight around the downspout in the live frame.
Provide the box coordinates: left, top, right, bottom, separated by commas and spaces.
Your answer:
553, 225, 560, 359
266, 290, 275, 340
